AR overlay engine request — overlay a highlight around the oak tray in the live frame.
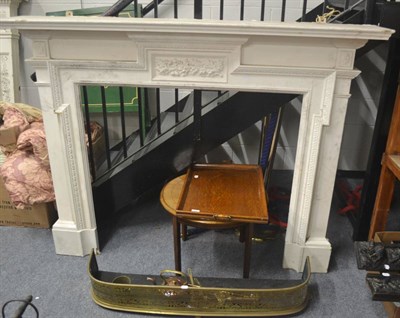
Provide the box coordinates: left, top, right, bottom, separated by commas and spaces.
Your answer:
176, 164, 268, 223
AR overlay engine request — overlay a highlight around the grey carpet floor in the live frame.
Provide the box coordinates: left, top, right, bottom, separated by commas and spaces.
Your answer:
0, 190, 390, 318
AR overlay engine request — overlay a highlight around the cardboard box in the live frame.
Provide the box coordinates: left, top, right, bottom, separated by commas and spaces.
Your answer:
0, 126, 18, 146
374, 232, 400, 318
0, 178, 58, 229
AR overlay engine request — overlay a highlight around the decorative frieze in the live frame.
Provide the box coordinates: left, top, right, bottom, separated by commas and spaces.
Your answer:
153, 56, 226, 82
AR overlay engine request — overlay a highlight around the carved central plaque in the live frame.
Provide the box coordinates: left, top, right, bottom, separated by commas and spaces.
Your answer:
153, 55, 227, 82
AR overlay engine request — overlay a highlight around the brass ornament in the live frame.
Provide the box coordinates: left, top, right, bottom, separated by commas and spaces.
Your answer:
316, 6, 341, 23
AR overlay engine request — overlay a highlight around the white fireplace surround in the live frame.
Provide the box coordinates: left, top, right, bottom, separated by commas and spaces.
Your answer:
0, 16, 393, 272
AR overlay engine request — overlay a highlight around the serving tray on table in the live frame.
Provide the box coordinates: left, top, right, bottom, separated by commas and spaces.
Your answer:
176, 164, 268, 223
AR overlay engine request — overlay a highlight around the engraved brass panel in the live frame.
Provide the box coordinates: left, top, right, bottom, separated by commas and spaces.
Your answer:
88, 251, 311, 316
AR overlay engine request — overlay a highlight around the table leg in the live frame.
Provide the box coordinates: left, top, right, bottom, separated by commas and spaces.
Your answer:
243, 223, 254, 279
182, 224, 188, 241
173, 216, 182, 271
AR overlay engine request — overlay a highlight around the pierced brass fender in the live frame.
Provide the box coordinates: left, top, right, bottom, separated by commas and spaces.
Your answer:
88, 251, 311, 316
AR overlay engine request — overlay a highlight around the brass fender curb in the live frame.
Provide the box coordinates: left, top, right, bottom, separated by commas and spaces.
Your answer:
88, 251, 311, 316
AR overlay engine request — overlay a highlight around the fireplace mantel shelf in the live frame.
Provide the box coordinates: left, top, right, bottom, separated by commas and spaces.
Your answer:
1, 16, 393, 40
0, 16, 393, 273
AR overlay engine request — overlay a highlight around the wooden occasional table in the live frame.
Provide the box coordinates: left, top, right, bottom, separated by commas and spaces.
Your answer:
160, 164, 268, 278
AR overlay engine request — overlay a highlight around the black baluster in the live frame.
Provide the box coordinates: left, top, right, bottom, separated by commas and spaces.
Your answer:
344, 0, 350, 10
137, 88, 144, 147
82, 86, 96, 180
193, 90, 201, 160
220, 0, 224, 20
119, 87, 128, 158
301, 0, 308, 21
194, 0, 203, 19
156, 88, 161, 135
100, 86, 112, 169
175, 89, 179, 123
261, 0, 266, 21
144, 88, 150, 133
240, 0, 245, 20
281, 0, 286, 22
174, 0, 178, 18
154, 0, 158, 18
134, 0, 138, 17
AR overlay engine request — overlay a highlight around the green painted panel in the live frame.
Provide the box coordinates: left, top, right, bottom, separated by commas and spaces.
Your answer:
80, 86, 138, 113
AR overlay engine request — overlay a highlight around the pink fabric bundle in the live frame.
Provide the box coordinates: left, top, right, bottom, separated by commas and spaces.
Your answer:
0, 102, 102, 208
17, 122, 50, 169
1, 107, 30, 133
0, 104, 55, 208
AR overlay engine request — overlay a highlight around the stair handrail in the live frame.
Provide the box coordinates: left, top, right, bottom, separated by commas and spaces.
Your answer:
102, 0, 167, 17
102, 0, 135, 16
328, 0, 367, 23
142, 0, 167, 16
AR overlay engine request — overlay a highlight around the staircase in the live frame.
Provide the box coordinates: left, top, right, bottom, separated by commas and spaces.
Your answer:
92, 91, 298, 216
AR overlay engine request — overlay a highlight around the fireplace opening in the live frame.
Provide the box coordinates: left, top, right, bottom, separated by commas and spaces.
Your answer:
78, 84, 301, 250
